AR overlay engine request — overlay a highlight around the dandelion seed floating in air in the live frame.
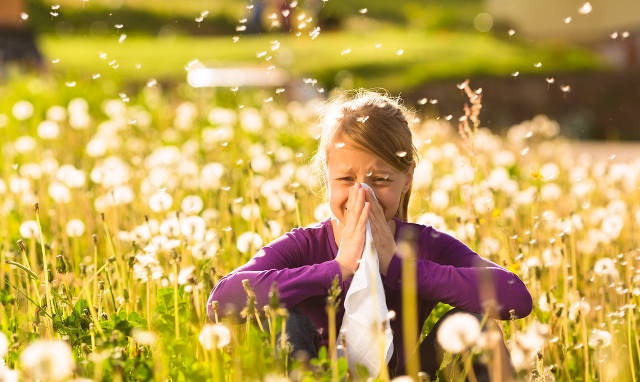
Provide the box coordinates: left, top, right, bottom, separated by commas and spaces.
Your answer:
396, 49, 404, 56
309, 27, 320, 39
545, 77, 555, 84
578, 2, 592, 15
564, 16, 572, 24
417, 98, 427, 105
560, 85, 571, 93
508, 29, 516, 36
21, 12, 29, 20
341, 48, 352, 56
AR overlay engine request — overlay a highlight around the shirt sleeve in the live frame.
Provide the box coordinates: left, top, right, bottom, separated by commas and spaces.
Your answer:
383, 225, 532, 320
207, 227, 343, 318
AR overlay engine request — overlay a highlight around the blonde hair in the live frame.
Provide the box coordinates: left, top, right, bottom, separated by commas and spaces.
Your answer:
313, 90, 418, 220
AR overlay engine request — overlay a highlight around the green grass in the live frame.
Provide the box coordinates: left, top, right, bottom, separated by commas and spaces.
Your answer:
39, 28, 603, 91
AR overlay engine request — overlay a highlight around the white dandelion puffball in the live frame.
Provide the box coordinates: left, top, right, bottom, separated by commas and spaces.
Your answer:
12, 100, 34, 120
314, 202, 333, 221
240, 107, 263, 133
132, 329, 157, 346
0, 331, 8, 358
65, 219, 86, 238
181, 195, 204, 215
199, 323, 231, 349
148, 191, 173, 212
236, 232, 263, 253
593, 258, 620, 281
20, 339, 75, 381
588, 329, 612, 348
0, 366, 18, 382
430, 189, 449, 210
436, 312, 481, 353
14, 136, 37, 153
240, 203, 261, 221
19, 220, 40, 239
48, 181, 71, 203
46, 105, 67, 122
37, 120, 61, 139
208, 107, 236, 126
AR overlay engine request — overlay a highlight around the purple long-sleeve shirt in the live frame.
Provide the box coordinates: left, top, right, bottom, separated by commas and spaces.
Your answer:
208, 218, 532, 367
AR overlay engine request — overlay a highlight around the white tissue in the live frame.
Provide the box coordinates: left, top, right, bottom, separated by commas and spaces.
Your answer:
339, 183, 393, 377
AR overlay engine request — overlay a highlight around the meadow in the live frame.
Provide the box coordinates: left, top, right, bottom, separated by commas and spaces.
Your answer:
0, 72, 638, 381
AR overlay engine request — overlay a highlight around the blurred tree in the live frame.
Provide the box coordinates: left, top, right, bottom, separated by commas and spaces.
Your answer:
0, 0, 44, 70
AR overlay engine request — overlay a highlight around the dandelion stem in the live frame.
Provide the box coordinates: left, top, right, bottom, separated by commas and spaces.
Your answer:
628, 308, 637, 382
173, 261, 180, 339
35, 204, 54, 334
146, 282, 151, 330
399, 234, 420, 380
327, 303, 338, 382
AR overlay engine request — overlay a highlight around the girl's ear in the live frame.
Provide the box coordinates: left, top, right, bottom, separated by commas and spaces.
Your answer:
403, 165, 415, 192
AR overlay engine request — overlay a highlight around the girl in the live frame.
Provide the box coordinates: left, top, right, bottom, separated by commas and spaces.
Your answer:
207, 91, 532, 379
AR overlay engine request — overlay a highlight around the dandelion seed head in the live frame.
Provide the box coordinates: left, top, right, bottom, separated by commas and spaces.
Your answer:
236, 232, 263, 253
20, 339, 75, 381
568, 299, 591, 320
199, 323, 231, 349
601, 214, 624, 239
241, 203, 261, 221
593, 257, 619, 279
132, 329, 157, 346
48, 181, 71, 203
19, 220, 40, 239
148, 191, 173, 213
0, 331, 8, 358
65, 219, 86, 238
37, 120, 60, 140
436, 312, 481, 353
588, 329, 611, 348
12, 100, 34, 120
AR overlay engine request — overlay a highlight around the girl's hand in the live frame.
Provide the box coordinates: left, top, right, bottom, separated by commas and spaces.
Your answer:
363, 187, 397, 275
335, 183, 370, 279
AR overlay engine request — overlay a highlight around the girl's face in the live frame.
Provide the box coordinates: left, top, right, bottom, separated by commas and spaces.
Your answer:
326, 136, 413, 224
